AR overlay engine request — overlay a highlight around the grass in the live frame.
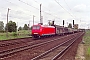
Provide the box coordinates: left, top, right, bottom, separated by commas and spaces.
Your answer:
87, 47, 90, 55
83, 30, 90, 60
0, 30, 31, 40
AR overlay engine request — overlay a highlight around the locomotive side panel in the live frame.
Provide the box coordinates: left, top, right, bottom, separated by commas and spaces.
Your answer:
42, 26, 55, 36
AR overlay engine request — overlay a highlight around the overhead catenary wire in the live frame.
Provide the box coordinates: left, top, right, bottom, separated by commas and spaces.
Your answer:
1, 0, 52, 19
55, 0, 75, 19
64, 0, 71, 10
3, 0, 75, 20
19, 0, 39, 10
1, 0, 42, 26
5, 0, 40, 19
33, 0, 51, 12
5, 0, 33, 14
2, 0, 62, 23
0, 7, 32, 20
64, 0, 77, 19
19, 0, 61, 20
0, 0, 35, 26
0, 0, 43, 28
0, 7, 31, 20
33, 0, 61, 19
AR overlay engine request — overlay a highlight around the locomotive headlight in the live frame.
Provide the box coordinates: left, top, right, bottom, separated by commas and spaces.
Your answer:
34, 33, 38, 34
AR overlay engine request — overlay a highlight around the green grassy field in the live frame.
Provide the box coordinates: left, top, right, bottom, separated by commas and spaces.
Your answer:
0, 30, 31, 40
84, 30, 90, 60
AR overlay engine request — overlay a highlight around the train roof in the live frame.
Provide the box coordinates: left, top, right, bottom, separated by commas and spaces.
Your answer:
33, 24, 55, 28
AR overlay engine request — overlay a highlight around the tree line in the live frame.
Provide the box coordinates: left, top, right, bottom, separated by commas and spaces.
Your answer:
0, 20, 73, 33
0, 21, 31, 33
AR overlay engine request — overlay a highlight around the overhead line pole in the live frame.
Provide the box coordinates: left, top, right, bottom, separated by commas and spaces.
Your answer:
6, 8, 10, 38
40, 4, 43, 25
33, 15, 34, 25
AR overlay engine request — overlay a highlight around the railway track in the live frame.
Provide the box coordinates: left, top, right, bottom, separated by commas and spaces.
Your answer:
31, 32, 84, 60
0, 33, 78, 60
0, 37, 32, 47
0, 38, 35, 52
0, 35, 65, 53
0, 35, 62, 48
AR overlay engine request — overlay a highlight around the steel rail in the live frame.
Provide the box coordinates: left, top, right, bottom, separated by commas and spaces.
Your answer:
52, 32, 84, 60
0, 34, 72, 59
31, 33, 83, 60
31, 34, 78, 60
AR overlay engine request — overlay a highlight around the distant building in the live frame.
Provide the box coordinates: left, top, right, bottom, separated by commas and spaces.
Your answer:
73, 24, 78, 29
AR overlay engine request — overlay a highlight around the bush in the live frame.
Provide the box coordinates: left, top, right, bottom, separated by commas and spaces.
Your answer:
12, 32, 17, 37
0, 30, 5, 33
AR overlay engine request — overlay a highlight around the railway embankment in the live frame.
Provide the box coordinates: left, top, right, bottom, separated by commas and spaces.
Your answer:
75, 30, 90, 60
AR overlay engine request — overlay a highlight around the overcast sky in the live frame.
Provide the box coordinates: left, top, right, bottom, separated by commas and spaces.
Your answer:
0, 0, 90, 29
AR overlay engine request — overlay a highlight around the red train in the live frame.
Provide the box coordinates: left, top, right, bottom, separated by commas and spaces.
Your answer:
31, 24, 78, 38
32, 24, 55, 38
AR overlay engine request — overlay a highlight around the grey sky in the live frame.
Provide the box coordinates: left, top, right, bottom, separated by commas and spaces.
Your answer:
0, 0, 90, 29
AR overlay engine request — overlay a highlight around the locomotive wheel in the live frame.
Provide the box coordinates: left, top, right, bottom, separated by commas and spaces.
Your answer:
38, 36, 41, 38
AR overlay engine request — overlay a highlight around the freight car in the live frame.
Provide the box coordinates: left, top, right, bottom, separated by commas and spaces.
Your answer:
54, 25, 64, 35
54, 25, 68, 35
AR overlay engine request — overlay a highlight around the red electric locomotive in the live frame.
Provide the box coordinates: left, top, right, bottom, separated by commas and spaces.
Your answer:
32, 24, 55, 38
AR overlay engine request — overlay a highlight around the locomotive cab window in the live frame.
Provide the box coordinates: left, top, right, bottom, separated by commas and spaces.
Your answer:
32, 26, 40, 30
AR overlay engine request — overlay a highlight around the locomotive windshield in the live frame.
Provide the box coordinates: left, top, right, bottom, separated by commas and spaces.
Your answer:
32, 26, 40, 30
